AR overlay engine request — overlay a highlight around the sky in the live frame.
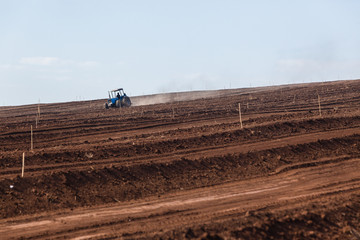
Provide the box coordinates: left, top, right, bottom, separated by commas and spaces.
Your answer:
1, 0, 360, 106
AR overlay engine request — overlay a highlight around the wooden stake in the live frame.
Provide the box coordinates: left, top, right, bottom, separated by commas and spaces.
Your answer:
317, 92, 322, 117
238, 103, 243, 129
22, 152, 25, 178
31, 125, 33, 151
38, 104, 40, 119
172, 107, 175, 119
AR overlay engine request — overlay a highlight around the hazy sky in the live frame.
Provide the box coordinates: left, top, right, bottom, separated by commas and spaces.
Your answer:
1, 0, 359, 106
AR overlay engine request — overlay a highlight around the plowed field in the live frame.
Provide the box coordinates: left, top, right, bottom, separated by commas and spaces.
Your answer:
1, 80, 360, 239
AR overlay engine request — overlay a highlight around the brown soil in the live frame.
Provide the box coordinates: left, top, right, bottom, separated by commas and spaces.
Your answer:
1, 80, 360, 239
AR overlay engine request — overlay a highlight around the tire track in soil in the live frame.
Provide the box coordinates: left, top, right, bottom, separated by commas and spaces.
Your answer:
0, 158, 359, 239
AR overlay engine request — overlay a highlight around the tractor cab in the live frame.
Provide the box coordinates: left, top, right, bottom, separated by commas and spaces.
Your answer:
105, 88, 131, 109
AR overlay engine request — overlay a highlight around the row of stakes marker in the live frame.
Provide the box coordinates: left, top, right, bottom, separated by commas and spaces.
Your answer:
36, 104, 40, 128
22, 104, 42, 177
22, 104, 45, 177
23, 114, 37, 177
22, 125, 34, 178
22, 152, 25, 178
317, 92, 322, 117
21, 95, 322, 177
31, 125, 33, 151
239, 103, 243, 129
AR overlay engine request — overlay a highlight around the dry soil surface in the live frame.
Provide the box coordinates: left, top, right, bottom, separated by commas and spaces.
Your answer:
1, 80, 360, 239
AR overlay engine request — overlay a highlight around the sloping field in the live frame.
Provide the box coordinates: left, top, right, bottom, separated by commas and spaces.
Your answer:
0, 80, 360, 239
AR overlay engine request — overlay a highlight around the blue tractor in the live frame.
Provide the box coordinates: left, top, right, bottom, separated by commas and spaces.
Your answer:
105, 88, 131, 109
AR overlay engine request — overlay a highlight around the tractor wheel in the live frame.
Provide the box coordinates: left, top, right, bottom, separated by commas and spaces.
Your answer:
115, 100, 120, 108
105, 102, 109, 109
122, 96, 132, 107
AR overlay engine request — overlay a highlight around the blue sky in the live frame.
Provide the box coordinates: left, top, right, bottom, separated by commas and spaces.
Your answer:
1, 0, 359, 106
